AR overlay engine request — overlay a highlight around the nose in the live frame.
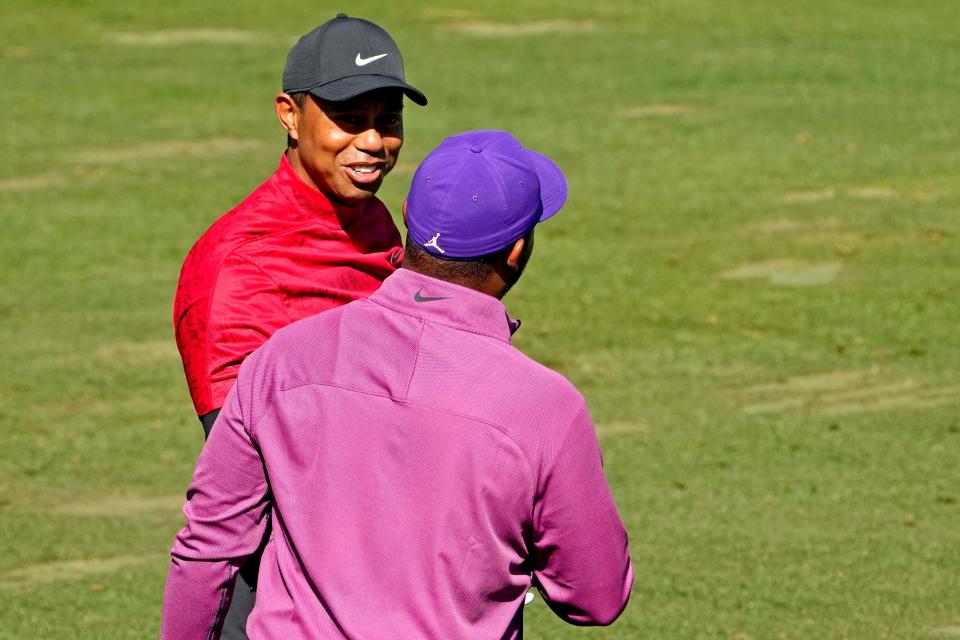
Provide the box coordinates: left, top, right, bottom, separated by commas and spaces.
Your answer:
354, 127, 385, 156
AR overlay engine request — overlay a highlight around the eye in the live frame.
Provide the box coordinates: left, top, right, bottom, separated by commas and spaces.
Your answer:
380, 113, 402, 128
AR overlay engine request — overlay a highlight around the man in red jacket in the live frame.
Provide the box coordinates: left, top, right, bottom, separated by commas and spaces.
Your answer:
172, 14, 427, 639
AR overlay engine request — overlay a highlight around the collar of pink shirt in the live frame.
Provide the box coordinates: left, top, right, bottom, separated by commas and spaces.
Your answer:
368, 268, 522, 341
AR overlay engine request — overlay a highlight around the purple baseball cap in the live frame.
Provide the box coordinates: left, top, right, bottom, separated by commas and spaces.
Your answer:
406, 130, 568, 258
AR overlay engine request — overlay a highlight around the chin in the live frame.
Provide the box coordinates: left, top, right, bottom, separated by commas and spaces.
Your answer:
335, 189, 378, 208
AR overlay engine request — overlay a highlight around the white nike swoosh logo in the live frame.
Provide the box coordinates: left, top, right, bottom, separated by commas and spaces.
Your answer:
355, 53, 388, 66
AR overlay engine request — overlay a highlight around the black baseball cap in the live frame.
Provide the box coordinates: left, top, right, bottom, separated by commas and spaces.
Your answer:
283, 14, 427, 106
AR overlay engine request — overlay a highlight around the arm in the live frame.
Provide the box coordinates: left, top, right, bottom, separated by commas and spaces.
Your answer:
160, 368, 270, 639
174, 251, 292, 421
531, 402, 634, 625
205, 254, 293, 413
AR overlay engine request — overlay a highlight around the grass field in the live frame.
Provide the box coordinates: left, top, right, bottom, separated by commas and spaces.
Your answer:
2, 1, 959, 638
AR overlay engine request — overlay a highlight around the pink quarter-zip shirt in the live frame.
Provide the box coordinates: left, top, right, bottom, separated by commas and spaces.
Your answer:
161, 268, 633, 639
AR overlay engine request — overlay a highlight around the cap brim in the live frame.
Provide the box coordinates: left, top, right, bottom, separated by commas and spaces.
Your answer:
528, 150, 568, 222
308, 74, 428, 106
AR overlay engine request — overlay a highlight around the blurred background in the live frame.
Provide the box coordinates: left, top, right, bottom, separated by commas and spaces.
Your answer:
1, 1, 958, 637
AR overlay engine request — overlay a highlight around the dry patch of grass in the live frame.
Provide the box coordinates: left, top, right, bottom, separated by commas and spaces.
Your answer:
846, 186, 899, 199
108, 29, 264, 46
4, 46, 32, 59
622, 104, 694, 118
447, 20, 596, 37
783, 185, 940, 204
598, 420, 652, 435
72, 138, 263, 164
720, 259, 843, 286
0, 174, 68, 193
734, 368, 960, 416
0, 555, 159, 590
783, 188, 835, 204
94, 340, 179, 364
53, 494, 184, 518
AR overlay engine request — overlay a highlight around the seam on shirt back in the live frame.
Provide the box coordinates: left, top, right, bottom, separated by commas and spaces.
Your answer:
367, 296, 511, 344
404, 319, 426, 401
254, 381, 536, 483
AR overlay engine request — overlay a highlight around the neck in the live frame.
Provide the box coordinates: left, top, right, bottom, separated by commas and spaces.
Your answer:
401, 265, 510, 300
285, 147, 320, 193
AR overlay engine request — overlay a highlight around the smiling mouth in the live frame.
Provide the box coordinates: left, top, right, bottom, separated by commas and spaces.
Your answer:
345, 163, 386, 186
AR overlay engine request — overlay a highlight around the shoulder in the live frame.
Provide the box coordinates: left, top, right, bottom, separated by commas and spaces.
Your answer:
233, 301, 361, 425
248, 299, 361, 370
446, 337, 587, 436
173, 175, 287, 324
176, 178, 271, 281
510, 347, 587, 412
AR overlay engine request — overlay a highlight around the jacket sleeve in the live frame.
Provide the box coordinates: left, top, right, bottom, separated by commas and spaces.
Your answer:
160, 360, 270, 639
205, 253, 292, 410
531, 401, 634, 625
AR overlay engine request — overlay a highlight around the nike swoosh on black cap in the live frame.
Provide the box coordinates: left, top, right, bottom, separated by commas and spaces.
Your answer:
283, 14, 427, 106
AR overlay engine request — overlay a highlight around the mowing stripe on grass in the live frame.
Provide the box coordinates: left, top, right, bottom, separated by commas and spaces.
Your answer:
742, 369, 878, 395
784, 185, 936, 204
0, 555, 160, 590
447, 20, 596, 37
93, 340, 180, 364
597, 421, 652, 435
847, 186, 899, 200
108, 29, 267, 46
53, 494, 185, 518
783, 188, 835, 203
821, 384, 960, 416
0, 174, 69, 193
738, 368, 960, 415
720, 260, 842, 286
622, 104, 695, 117
71, 138, 264, 164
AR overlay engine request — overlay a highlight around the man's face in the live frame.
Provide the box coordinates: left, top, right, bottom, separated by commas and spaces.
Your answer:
290, 88, 404, 206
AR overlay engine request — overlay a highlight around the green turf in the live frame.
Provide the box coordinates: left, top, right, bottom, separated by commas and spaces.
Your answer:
1, 1, 958, 638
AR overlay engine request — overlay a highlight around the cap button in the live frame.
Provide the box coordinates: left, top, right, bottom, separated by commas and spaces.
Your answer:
336, 12, 348, 18
470, 145, 482, 153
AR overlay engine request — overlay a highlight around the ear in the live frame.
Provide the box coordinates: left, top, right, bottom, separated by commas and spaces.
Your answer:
401, 198, 408, 227
505, 237, 526, 271
275, 92, 300, 141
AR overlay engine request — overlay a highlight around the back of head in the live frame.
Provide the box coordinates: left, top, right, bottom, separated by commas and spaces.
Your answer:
402, 130, 568, 296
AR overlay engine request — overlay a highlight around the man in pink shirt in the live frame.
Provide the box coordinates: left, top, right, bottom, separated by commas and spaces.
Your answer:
161, 130, 633, 639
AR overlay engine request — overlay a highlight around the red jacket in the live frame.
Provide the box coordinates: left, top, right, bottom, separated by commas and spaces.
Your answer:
174, 154, 402, 415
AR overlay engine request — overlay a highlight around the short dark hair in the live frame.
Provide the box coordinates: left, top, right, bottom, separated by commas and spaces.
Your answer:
286, 92, 310, 148
401, 236, 500, 284
290, 91, 310, 111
